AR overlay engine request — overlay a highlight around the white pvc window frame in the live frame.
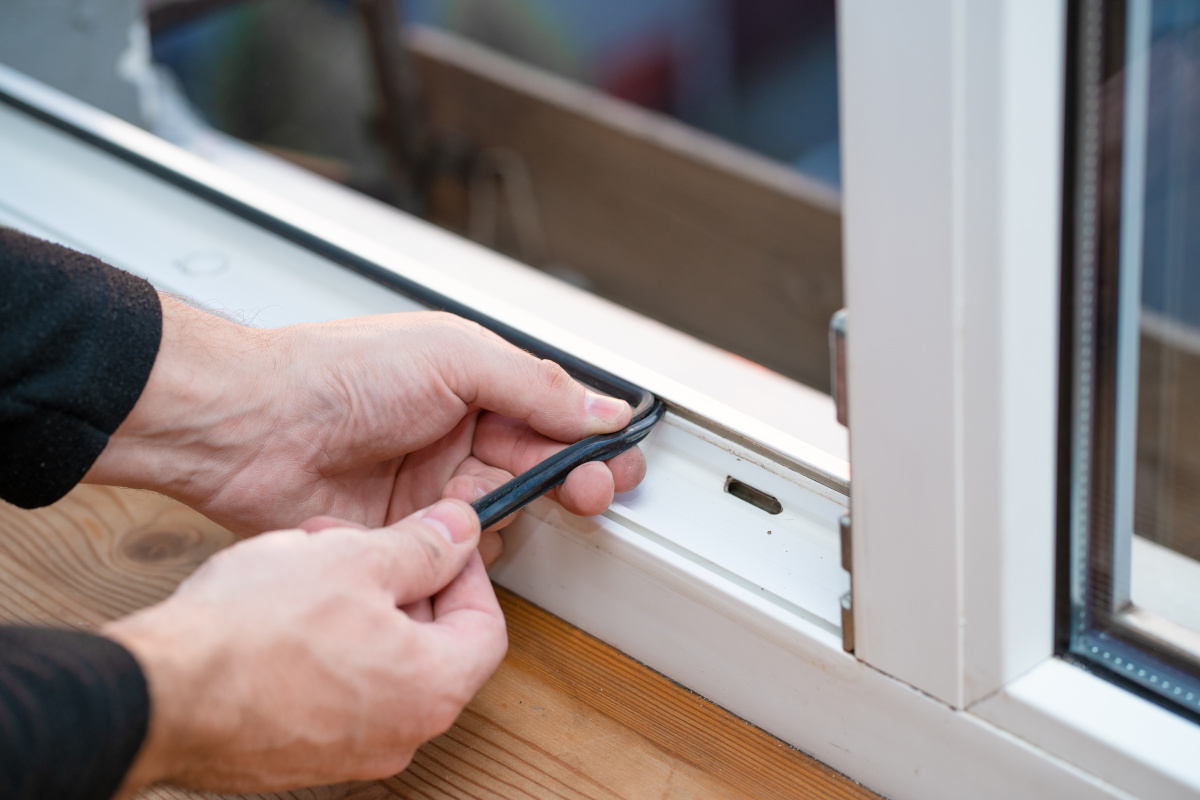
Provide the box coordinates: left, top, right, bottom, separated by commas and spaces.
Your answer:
840, 0, 1200, 795
840, 0, 1062, 711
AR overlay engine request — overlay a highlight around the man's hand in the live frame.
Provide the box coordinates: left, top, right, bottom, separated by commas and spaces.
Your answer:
104, 499, 505, 793
85, 297, 648, 561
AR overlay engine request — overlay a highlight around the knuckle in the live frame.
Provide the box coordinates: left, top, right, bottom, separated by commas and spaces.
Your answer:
401, 526, 449, 582
352, 749, 415, 781
424, 695, 466, 738
440, 474, 468, 499
489, 627, 510, 668
409, 650, 473, 738
458, 317, 489, 337
535, 358, 576, 396
422, 313, 495, 382
384, 749, 417, 776
430, 310, 483, 338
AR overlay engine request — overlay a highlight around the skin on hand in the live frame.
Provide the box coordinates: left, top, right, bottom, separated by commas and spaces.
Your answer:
104, 499, 506, 794
85, 298, 649, 564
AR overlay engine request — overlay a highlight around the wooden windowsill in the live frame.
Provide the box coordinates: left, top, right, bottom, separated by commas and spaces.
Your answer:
0, 486, 875, 799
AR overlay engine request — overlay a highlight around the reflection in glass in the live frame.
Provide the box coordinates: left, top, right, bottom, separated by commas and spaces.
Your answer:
1129, 1, 1200, 642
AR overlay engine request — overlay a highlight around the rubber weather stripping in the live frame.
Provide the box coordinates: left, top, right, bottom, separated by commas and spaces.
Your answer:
472, 397, 664, 529
0, 83, 665, 529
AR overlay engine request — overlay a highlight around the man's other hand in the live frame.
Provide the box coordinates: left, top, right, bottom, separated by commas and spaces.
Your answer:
103, 499, 505, 793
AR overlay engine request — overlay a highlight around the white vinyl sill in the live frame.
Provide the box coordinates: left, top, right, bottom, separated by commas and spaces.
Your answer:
4, 65, 1199, 799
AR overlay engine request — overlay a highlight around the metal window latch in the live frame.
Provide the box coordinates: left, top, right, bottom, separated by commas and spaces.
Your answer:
830, 309, 854, 654
831, 308, 848, 427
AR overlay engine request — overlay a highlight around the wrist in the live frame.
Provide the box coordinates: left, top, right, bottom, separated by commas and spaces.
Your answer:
102, 618, 180, 793
84, 295, 281, 506
102, 609, 226, 794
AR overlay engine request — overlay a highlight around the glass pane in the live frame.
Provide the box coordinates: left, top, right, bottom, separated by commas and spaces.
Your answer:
1129, 0, 1200, 642
1063, 0, 1200, 722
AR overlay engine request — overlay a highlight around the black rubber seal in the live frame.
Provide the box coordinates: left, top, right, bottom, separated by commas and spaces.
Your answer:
472, 398, 664, 529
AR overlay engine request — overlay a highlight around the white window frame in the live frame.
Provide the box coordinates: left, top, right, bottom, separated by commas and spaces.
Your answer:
840, 0, 1064, 711
842, 0, 1200, 796
4, 2, 1200, 792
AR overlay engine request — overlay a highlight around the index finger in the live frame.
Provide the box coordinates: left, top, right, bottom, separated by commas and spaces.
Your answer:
434, 324, 632, 443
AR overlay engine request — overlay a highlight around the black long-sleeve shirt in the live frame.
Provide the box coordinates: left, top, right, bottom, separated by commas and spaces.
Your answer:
1, 227, 160, 798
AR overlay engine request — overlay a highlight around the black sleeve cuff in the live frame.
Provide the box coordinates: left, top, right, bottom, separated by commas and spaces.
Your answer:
0, 627, 150, 800
0, 228, 162, 508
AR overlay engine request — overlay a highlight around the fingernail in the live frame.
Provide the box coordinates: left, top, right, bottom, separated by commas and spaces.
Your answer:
585, 391, 629, 424
420, 501, 475, 544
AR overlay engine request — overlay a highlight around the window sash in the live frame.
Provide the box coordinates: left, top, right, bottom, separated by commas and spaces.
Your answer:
840, 0, 1065, 707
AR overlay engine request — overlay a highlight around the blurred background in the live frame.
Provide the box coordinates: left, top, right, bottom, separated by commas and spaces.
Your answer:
148, 0, 840, 190
0, 0, 845, 392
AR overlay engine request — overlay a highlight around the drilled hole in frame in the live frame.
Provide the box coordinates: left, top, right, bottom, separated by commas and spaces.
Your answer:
724, 477, 783, 515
